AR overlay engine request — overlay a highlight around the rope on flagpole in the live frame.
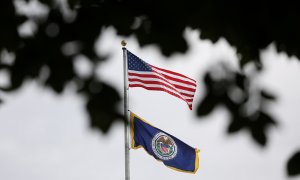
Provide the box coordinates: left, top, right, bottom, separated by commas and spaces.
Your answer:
122, 40, 130, 180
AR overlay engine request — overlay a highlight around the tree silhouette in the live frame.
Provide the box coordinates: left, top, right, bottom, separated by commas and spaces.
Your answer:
0, 0, 299, 176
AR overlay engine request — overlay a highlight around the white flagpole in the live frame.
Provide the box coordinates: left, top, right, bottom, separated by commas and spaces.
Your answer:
122, 40, 130, 180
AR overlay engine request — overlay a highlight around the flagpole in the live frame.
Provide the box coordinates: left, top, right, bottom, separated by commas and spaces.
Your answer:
122, 40, 130, 180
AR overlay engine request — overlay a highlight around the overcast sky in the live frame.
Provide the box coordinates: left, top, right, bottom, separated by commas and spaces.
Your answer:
0, 27, 300, 180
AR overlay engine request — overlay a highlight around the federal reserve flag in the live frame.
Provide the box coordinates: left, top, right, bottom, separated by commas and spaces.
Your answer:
127, 50, 197, 110
130, 112, 199, 173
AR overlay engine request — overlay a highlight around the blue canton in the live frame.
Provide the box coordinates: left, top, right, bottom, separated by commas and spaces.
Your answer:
127, 51, 152, 71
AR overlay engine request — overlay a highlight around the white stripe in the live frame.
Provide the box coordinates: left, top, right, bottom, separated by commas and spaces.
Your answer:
129, 81, 194, 101
151, 67, 196, 85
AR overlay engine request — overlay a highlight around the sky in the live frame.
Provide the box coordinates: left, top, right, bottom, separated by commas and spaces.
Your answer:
0, 26, 300, 180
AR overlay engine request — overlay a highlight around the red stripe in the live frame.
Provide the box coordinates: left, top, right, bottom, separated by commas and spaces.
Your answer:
129, 84, 193, 109
179, 92, 195, 98
128, 72, 155, 78
173, 84, 196, 92
150, 65, 196, 83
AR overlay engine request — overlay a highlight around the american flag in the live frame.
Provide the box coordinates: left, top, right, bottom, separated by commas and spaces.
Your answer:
127, 50, 197, 110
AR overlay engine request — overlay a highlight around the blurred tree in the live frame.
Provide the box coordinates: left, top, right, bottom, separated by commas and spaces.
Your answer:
0, 0, 299, 176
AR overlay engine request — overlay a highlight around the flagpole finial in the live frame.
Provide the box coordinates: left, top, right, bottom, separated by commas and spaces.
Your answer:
121, 40, 127, 47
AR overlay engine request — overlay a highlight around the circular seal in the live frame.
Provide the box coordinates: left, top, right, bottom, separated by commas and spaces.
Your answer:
152, 132, 177, 160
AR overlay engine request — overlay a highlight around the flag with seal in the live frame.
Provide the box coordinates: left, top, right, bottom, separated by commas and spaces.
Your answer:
130, 112, 200, 173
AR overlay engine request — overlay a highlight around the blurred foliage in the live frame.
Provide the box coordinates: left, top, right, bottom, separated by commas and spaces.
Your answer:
196, 64, 276, 146
0, 0, 300, 176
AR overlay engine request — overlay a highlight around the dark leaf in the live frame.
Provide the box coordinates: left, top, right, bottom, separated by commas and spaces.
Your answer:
38, 0, 53, 6
250, 126, 267, 146
196, 93, 218, 117
86, 82, 122, 133
227, 117, 246, 133
250, 111, 276, 146
235, 73, 247, 90
287, 151, 300, 176
261, 90, 276, 101
0, 0, 20, 51
67, 0, 80, 9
